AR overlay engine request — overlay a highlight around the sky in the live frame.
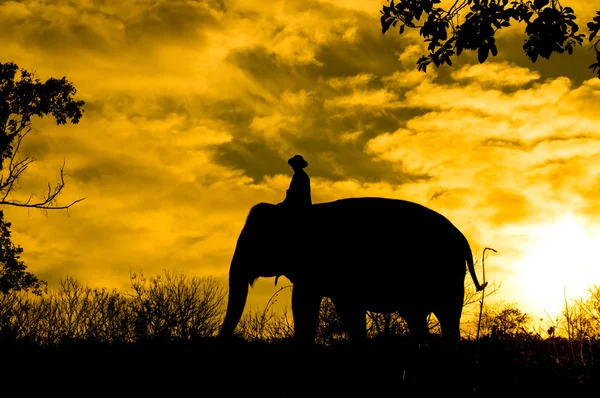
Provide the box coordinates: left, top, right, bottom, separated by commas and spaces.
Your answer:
1, 0, 600, 322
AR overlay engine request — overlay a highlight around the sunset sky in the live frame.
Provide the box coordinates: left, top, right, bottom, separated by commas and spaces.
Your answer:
2, 0, 600, 322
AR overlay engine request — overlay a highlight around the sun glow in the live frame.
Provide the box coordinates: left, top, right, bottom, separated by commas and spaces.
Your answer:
515, 213, 600, 319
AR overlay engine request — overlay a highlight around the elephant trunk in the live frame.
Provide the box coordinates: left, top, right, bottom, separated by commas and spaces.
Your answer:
219, 257, 249, 338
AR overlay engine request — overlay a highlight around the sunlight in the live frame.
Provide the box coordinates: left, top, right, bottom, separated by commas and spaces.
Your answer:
516, 213, 600, 320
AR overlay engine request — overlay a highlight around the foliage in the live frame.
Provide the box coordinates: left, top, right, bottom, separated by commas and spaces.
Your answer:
0, 271, 226, 345
477, 301, 530, 337
128, 270, 227, 341
588, 11, 600, 74
0, 210, 45, 295
380, 1, 600, 77
235, 285, 295, 342
568, 286, 600, 340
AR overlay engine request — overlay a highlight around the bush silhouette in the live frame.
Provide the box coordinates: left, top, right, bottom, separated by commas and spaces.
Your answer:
0, 270, 598, 395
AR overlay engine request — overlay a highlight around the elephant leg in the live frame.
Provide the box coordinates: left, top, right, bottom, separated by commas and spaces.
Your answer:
403, 312, 430, 347
435, 305, 462, 346
333, 300, 367, 348
291, 284, 322, 346
433, 301, 464, 391
434, 281, 464, 347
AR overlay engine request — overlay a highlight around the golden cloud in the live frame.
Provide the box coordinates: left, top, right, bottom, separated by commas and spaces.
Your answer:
450, 61, 541, 87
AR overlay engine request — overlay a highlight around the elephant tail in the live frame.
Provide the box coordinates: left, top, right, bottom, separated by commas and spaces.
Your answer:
466, 242, 488, 292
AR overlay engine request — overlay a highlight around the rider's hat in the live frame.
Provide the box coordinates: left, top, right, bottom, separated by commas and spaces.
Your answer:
288, 154, 308, 169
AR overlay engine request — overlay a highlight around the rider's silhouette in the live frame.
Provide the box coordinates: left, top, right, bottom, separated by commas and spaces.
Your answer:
275, 154, 311, 287
279, 154, 311, 208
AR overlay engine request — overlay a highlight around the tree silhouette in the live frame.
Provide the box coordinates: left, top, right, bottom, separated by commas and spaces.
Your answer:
0, 210, 45, 295
0, 61, 85, 210
0, 61, 85, 294
380, 0, 600, 77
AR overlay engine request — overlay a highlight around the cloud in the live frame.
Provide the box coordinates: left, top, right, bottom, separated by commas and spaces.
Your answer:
382, 69, 437, 89
484, 189, 535, 226
450, 62, 541, 87
324, 88, 402, 109
327, 73, 376, 89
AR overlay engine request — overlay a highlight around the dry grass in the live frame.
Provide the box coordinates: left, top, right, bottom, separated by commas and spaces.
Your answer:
0, 271, 599, 394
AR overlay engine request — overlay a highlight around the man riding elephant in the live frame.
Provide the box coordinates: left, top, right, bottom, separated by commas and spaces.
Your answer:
279, 154, 312, 208
275, 154, 312, 286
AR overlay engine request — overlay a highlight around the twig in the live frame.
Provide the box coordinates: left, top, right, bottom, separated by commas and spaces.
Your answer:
564, 287, 577, 368
258, 284, 292, 339
476, 247, 497, 347
473, 247, 495, 396
0, 158, 86, 211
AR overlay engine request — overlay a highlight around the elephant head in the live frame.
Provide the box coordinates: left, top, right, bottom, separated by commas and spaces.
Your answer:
219, 203, 301, 337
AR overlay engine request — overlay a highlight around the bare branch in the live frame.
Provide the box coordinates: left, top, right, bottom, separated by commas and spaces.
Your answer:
446, 0, 462, 17
0, 158, 86, 211
0, 126, 85, 211
0, 197, 86, 210
8, 127, 31, 170
0, 157, 35, 201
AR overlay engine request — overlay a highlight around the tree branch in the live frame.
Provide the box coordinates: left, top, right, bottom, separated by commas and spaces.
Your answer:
0, 156, 86, 211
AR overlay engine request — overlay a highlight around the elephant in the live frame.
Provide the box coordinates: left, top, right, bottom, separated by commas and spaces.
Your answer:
218, 197, 487, 347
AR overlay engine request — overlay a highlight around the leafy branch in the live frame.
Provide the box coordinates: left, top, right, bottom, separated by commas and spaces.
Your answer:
381, 0, 599, 77
587, 11, 600, 75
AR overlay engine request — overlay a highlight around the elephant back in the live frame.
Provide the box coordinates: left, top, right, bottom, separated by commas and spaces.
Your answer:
298, 197, 469, 282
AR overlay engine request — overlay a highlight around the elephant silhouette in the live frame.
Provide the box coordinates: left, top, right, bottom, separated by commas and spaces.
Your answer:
219, 197, 487, 347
